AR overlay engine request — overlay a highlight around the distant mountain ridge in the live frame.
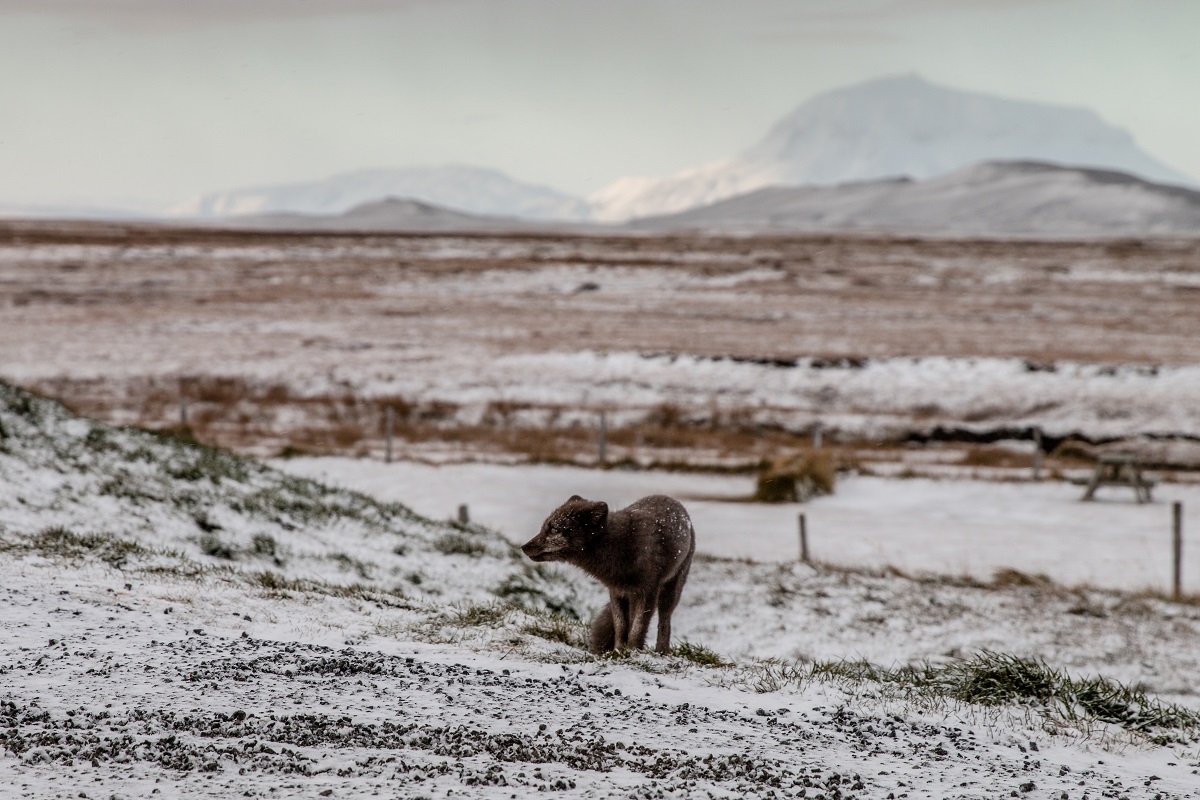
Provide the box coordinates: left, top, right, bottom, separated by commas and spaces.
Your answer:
204, 161, 1200, 238
170, 164, 591, 222
629, 160, 1200, 237
8, 74, 1196, 235
589, 74, 1195, 222
214, 196, 594, 233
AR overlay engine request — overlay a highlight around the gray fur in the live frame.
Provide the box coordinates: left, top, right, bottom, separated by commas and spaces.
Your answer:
521, 494, 695, 654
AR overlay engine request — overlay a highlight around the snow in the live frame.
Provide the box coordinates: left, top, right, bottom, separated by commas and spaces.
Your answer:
4, 381, 1200, 798
170, 164, 591, 222
276, 457, 1200, 596
332, 351, 1200, 446
590, 74, 1197, 222
630, 161, 1200, 237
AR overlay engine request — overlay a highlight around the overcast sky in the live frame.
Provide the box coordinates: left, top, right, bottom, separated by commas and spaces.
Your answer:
1, 0, 1196, 210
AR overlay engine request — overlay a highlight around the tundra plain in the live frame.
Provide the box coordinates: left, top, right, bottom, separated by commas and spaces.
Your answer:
3, 222, 1200, 798
3, 221, 1199, 467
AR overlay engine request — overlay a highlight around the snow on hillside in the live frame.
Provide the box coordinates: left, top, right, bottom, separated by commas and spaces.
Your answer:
5, 380, 1200, 798
326, 351, 1200, 454
591, 74, 1196, 221
171, 164, 591, 222
0, 380, 583, 617
631, 161, 1200, 237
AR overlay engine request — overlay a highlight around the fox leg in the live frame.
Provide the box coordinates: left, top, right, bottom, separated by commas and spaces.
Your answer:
609, 594, 631, 650
655, 548, 693, 653
626, 594, 653, 650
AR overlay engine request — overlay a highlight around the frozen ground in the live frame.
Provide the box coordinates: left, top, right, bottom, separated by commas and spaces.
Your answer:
7, 559, 1200, 800
277, 457, 1200, 596
5, 382, 1200, 798
5, 225, 1200, 465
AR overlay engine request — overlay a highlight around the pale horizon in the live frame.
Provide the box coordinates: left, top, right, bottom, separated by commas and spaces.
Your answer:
1, 0, 1196, 211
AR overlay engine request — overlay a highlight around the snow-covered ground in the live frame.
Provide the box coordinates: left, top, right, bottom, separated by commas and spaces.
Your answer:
277, 456, 1200, 595
339, 351, 1200, 452
5, 382, 1200, 799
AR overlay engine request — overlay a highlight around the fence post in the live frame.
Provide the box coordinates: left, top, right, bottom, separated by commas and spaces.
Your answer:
385, 406, 394, 464
1032, 428, 1042, 482
1174, 501, 1184, 600
458, 504, 470, 525
798, 513, 809, 563
598, 411, 607, 466
812, 422, 823, 451
179, 398, 188, 428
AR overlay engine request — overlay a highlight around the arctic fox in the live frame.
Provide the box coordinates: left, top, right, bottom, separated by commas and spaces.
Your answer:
521, 494, 695, 654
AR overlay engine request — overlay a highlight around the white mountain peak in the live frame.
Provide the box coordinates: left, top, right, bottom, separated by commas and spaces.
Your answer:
170, 164, 591, 222
589, 74, 1194, 222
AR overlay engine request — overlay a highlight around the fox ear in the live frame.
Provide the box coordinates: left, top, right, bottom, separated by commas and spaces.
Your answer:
568, 494, 584, 502
589, 501, 608, 529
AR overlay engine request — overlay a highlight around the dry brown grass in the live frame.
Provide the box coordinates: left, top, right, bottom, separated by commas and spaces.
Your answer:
960, 446, 1035, 469
754, 452, 837, 502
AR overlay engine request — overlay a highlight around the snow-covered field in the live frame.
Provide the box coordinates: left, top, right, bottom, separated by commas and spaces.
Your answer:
6, 225, 1200, 457
276, 457, 1200, 595
5, 381, 1200, 798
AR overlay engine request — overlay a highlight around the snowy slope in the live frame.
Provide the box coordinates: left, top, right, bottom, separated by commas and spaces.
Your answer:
4, 381, 1200, 798
171, 164, 591, 222
631, 160, 1200, 236
592, 74, 1196, 221
0, 380, 584, 618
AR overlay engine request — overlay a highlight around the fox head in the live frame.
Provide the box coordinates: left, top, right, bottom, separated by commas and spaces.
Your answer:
521, 495, 609, 563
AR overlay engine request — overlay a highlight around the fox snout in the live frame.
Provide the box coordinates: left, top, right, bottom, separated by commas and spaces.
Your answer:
521, 527, 567, 562
520, 544, 549, 563
521, 540, 550, 561
521, 531, 556, 562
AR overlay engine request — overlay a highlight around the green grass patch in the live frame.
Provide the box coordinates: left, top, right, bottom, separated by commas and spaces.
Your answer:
522, 616, 586, 647
738, 651, 1200, 743
671, 640, 730, 667
2, 526, 150, 569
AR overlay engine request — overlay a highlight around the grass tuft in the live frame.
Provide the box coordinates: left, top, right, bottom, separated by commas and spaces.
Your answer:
735, 651, 1200, 743
754, 453, 836, 502
522, 616, 586, 647
671, 640, 730, 667
434, 532, 486, 557
199, 531, 236, 560
251, 533, 277, 558
1, 526, 150, 569
447, 602, 511, 628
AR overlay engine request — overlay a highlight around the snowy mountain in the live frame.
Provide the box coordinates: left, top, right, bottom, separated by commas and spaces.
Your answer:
216, 196, 594, 233
171, 164, 592, 222
592, 74, 1196, 222
631, 161, 1200, 237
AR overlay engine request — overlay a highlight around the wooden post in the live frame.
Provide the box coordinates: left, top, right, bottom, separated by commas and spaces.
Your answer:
458, 504, 470, 525
1173, 501, 1183, 600
598, 411, 607, 466
179, 398, 188, 427
798, 513, 809, 563
385, 406, 394, 464
1032, 429, 1042, 482
812, 422, 823, 451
